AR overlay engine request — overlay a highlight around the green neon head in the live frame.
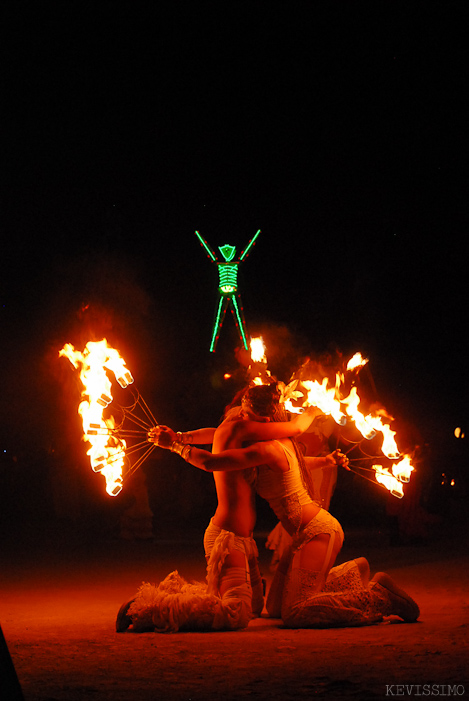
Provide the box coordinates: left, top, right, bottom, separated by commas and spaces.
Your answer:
218, 244, 237, 262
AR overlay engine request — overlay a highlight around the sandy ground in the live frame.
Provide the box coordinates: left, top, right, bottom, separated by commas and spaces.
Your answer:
1, 517, 468, 701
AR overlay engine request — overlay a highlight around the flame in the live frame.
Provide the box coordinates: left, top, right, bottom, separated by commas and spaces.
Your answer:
249, 336, 272, 385
284, 398, 303, 414
379, 423, 401, 459
372, 465, 404, 498
346, 352, 368, 372
283, 352, 417, 499
59, 339, 134, 496
341, 387, 375, 439
391, 454, 414, 483
301, 377, 347, 425
340, 387, 400, 458
250, 336, 267, 364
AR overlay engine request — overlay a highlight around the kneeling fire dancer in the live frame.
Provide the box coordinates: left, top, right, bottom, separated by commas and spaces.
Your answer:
116, 391, 320, 633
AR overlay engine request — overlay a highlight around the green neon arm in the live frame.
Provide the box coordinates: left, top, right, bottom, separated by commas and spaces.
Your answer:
239, 229, 261, 261
195, 230, 217, 262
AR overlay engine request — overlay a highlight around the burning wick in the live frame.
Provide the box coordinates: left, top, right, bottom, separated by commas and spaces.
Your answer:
248, 336, 272, 385
346, 352, 369, 372
250, 336, 267, 364
372, 465, 404, 499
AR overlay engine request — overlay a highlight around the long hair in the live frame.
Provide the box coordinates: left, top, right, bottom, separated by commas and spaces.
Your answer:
241, 383, 317, 500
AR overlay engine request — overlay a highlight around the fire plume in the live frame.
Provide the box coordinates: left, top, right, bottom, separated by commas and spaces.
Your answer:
59, 340, 134, 496
283, 352, 416, 498
302, 378, 347, 425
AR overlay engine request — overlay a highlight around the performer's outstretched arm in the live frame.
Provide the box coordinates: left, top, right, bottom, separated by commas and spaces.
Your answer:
156, 440, 278, 473
148, 406, 320, 450
149, 436, 348, 474
227, 406, 322, 443
183, 443, 348, 474
305, 452, 350, 471
150, 425, 216, 445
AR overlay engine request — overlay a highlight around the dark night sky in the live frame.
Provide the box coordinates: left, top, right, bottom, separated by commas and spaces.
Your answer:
1, 2, 468, 460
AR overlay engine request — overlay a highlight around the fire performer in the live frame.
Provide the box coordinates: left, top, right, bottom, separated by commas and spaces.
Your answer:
152, 383, 420, 629
116, 393, 321, 633
264, 412, 339, 576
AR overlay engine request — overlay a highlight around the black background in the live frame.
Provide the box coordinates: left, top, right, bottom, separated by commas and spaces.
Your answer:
1, 2, 467, 534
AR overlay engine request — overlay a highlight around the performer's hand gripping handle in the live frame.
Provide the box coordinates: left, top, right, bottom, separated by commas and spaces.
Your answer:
148, 425, 176, 448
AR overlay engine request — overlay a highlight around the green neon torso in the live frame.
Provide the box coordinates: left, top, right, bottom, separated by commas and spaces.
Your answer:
218, 263, 238, 294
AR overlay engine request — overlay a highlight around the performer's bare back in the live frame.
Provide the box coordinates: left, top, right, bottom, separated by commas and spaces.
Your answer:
211, 416, 257, 537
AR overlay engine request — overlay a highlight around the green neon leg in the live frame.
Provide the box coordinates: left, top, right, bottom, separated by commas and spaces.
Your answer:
230, 295, 249, 351
210, 296, 229, 352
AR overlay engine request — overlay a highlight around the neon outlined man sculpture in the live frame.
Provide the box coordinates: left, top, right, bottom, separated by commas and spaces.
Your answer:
195, 229, 261, 352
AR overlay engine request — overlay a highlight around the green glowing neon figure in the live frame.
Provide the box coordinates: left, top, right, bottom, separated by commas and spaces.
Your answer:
195, 229, 261, 352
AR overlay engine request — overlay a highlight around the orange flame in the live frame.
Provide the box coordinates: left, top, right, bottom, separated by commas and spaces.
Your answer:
346, 352, 368, 372
283, 398, 302, 414
301, 377, 347, 425
341, 388, 400, 458
249, 336, 272, 385
250, 336, 267, 364
372, 465, 404, 498
283, 352, 416, 498
59, 339, 134, 496
391, 454, 414, 483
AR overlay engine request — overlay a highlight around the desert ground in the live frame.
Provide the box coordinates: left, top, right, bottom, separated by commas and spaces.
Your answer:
1, 502, 468, 701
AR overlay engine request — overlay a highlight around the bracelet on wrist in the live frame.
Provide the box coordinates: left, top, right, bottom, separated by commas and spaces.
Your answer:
176, 431, 193, 444
176, 431, 194, 445
170, 441, 185, 456
170, 442, 192, 461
